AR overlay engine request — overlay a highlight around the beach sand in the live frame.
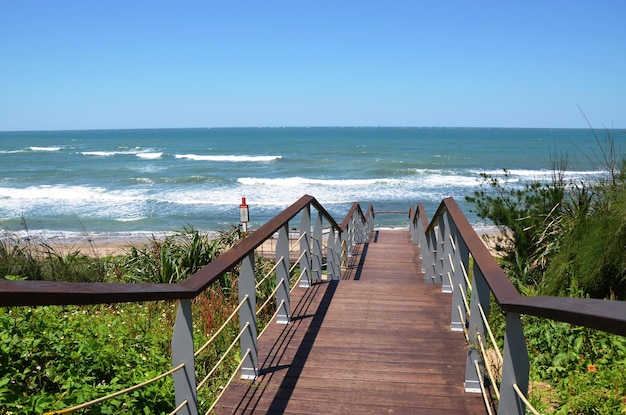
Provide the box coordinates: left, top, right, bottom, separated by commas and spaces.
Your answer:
58, 227, 502, 259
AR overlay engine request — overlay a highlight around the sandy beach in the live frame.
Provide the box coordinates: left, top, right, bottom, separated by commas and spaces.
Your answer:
49, 227, 502, 259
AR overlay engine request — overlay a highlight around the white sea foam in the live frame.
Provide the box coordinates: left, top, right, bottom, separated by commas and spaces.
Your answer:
137, 152, 163, 159
237, 177, 391, 187
470, 168, 604, 179
30, 146, 62, 151
175, 154, 281, 162
0, 185, 140, 204
81, 147, 158, 157
81, 151, 122, 157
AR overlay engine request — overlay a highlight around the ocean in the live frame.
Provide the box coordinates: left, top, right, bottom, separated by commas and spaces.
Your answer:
0, 127, 613, 243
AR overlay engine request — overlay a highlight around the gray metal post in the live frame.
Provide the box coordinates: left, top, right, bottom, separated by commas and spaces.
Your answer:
275, 223, 291, 324
346, 215, 355, 256
171, 299, 198, 415
414, 211, 430, 277
465, 263, 490, 393
339, 230, 347, 270
299, 205, 312, 287
431, 225, 444, 285
311, 213, 323, 282
439, 215, 453, 293
447, 216, 467, 332
409, 218, 420, 245
239, 252, 258, 379
327, 229, 341, 279
451, 235, 470, 332
424, 227, 439, 283
498, 312, 530, 415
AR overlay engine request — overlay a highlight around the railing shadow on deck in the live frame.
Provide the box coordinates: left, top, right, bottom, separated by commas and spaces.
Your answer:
227, 280, 340, 413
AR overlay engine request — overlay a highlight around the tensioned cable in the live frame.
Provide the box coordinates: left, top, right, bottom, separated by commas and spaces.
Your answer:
255, 257, 284, 289
204, 348, 251, 415
478, 303, 503, 365
474, 360, 494, 415
460, 258, 471, 290
256, 278, 285, 317
289, 251, 307, 274
43, 363, 185, 415
168, 399, 188, 415
457, 305, 469, 342
476, 332, 500, 401
513, 384, 541, 415
196, 323, 250, 391
257, 299, 286, 339
195, 296, 248, 358
291, 270, 306, 292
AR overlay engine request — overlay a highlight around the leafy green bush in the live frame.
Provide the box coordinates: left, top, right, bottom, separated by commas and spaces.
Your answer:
0, 226, 291, 413
0, 303, 176, 414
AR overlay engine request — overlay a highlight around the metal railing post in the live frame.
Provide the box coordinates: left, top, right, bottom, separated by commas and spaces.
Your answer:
299, 204, 312, 287
365, 210, 374, 236
311, 213, 323, 282
410, 210, 418, 245
346, 214, 356, 255
464, 263, 490, 393
276, 223, 291, 324
447, 215, 468, 332
427, 225, 443, 284
498, 312, 530, 415
423, 227, 435, 283
439, 214, 453, 293
327, 229, 341, 280
339, 229, 347, 270
239, 252, 258, 379
171, 299, 198, 415
414, 210, 431, 278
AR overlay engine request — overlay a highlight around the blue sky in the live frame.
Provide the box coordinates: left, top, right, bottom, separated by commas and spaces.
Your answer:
1, 1, 625, 130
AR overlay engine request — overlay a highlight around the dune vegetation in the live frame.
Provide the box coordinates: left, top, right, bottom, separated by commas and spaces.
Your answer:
466, 128, 626, 413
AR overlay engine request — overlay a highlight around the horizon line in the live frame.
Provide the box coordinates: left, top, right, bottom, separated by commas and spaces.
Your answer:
2, 125, 620, 133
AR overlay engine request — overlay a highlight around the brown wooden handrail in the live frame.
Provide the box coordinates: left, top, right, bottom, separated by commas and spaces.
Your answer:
409, 203, 429, 232
339, 201, 372, 231
430, 197, 626, 337
0, 194, 345, 307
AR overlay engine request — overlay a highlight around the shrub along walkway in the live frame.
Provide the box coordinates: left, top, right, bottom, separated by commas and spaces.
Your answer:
213, 230, 487, 414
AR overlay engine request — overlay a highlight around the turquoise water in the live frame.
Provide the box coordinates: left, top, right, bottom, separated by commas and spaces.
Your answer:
0, 127, 614, 241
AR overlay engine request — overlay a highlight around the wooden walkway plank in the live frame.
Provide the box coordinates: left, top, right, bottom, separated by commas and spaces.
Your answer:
213, 230, 487, 414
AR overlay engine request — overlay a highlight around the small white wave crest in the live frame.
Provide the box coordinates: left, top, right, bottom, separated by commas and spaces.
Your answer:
175, 154, 281, 162
30, 146, 62, 152
237, 177, 391, 187
137, 152, 163, 159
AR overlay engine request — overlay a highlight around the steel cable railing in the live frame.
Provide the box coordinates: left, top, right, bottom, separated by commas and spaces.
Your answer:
168, 399, 189, 415
196, 323, 250, 391
255, 257, 285, 289
204, 348, 251, 415
256, 278, 286, 317
411, 197, 626, 414
42, 363, 186, 415
194, 296, 248, 358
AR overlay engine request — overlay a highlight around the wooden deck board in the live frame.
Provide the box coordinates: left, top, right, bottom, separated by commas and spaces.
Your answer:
213, 230, 487, 414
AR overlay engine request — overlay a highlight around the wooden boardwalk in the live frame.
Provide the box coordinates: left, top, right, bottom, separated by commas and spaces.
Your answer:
214, 230, 487, 414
